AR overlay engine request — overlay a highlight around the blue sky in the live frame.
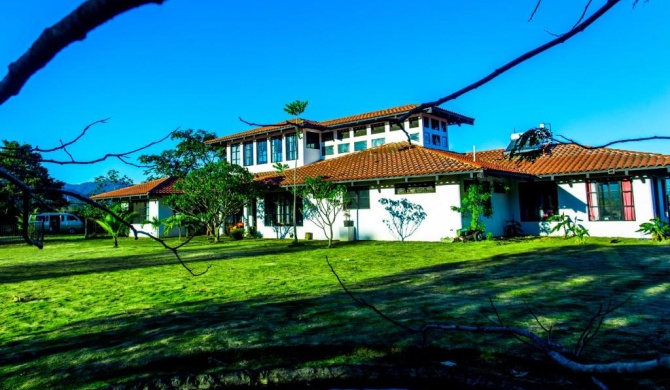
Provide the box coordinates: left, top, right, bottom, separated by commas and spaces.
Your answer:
1, 0, 669, 184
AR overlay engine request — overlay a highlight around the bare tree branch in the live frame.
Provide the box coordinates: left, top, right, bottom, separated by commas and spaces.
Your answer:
554, 134, 670, 149
528, 0, 543, 22
1, 126, 178, 166
573, 0, 594, 30
326, 258, 670, 380
34, 118, 110, 153
0, 0, 167, 106
395, 0, 621, 124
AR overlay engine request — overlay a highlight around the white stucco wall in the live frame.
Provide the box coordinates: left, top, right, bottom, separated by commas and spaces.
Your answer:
519, 178, 656, 239
255, 181, 464, 242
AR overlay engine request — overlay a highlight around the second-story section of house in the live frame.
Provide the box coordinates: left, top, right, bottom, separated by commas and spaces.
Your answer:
205, 104, 474, 174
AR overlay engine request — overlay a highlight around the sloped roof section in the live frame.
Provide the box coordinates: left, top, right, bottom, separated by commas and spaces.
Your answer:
206, 104, 474, 145
259, 142, 513, 186
470, 143, 670, 176
206, 118, 322, 145
91, 177, 181, 200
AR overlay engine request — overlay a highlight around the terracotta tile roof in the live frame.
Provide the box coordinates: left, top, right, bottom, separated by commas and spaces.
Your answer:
206, 118, 322, 144
469, 143, 670, 176
258, 142, 503, 186
206, 104, 474, 145
318, 104, 420, 127
90, 177, 181, 200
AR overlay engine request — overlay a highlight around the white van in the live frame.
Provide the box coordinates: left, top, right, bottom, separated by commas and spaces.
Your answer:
31, 213, 84, 234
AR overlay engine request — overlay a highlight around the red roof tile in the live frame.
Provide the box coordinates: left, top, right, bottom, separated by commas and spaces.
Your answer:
91, 177, 181, 199
206, 104, 474, 145
257, 142, 502, 186
470, 143, 670, 176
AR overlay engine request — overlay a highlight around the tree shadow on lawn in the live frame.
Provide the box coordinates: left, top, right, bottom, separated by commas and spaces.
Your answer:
0, 240, 322, 285
1, 242, 668, 389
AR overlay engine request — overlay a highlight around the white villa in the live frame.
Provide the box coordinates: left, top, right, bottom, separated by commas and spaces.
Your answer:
93, 104, 670, 241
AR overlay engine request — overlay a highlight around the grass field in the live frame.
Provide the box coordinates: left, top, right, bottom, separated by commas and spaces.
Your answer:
0, 235, 668, 389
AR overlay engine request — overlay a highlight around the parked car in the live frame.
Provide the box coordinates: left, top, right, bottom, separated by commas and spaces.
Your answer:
31, 213, 84, 234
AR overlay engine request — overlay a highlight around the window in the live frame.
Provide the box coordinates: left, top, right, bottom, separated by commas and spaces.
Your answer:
442, 136, 448, 147
230, 144, 240, 165
371, 138, 385, 147
431, 119, 440, 130
271, 136, 283, 163
390, 122, 402, 131
306, 132, 320, 149
243, 142, 253, 166
132, 201, 148, 224
410, 133, 419, 141
432, 134, 441, 146
587, 179, 635, 221
264, 193, 303, 226
409, 118, 419, 128
338, 143, 350, 154
354, 140, 367, 151
371, 123, 385, 134
518, 182, 558, 221
423, 118, 430, 129
338, 129, 350, 139
256, 139, 267, 164
322, 145, 334, 155
346, 187, 370, 209
441, 121, 447, 132
395, 181, 436, 195
285, 134, 298, 161
353, 126, 367, 137
322, 132, 334, 142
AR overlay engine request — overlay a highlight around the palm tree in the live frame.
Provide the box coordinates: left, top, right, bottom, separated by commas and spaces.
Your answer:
95, 203, 139, 248
283, 100, 308, 245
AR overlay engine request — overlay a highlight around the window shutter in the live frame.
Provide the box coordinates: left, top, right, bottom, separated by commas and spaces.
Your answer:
622, 179, 636, 221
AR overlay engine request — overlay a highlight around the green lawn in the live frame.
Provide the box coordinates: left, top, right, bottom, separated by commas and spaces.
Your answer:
0, 235, 668, 389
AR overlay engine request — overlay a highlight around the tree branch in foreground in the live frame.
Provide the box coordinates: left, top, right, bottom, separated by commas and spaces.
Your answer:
393, 0, 620, 125
0, 164, 209, 276
0, 0, 167, 106
325, 256, 670, 381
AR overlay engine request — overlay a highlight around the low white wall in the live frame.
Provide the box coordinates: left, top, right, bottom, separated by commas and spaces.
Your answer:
523, 179, 655, 239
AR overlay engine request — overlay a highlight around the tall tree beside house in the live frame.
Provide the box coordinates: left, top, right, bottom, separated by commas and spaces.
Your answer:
283, 100, 308, 245
138, 129, 225, 180
300, 176, 348, 248
166, 160, 257, 243
0, 140, 66, 224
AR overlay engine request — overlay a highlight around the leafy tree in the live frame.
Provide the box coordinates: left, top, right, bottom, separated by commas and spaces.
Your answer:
94, 203, 139, 248
166, 160, 257, 243
282, 100, 308, 245
138, 129, 225, 180
93, 169, 134, 195
0, 140, 66, 224
379, 198, 427, 242
451, 182, 492, 235
300, 176, 347, 248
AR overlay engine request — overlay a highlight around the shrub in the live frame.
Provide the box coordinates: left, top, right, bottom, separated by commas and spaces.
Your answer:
230, 227, 245, 240
637, 218, 670, 241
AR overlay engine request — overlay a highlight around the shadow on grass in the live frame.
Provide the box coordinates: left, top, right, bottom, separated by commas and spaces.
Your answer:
1, 241, 668, 389
0, 239, 323, 284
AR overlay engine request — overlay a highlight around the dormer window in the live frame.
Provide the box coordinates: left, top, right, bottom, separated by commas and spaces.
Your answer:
409, 118, 419, 128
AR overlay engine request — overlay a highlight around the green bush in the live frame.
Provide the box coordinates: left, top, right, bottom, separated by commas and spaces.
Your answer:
230, 227, 245, 240
637, 218, 670, 241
